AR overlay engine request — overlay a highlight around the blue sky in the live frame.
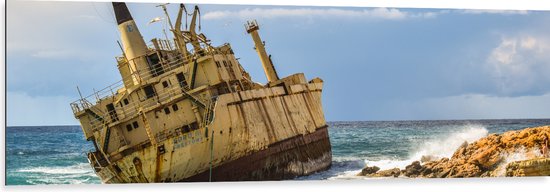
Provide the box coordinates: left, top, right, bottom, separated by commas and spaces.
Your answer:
6, 1, 550, 126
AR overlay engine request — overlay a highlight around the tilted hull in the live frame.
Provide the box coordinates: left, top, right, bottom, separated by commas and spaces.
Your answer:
93, 81, 331, 183
71, 3, 332, 183
183, 126, 331, 181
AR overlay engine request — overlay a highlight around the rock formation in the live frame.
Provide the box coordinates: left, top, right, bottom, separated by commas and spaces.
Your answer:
506, 158, 550, 177
358, 126, 550, 178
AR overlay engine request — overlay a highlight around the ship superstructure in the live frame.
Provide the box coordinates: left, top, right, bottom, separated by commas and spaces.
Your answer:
70, 2, 331, 182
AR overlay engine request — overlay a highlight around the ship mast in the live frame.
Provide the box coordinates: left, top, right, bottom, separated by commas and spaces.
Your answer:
173, 4, 190, 59
246, 20, 280, 83
188, 6, 203, 54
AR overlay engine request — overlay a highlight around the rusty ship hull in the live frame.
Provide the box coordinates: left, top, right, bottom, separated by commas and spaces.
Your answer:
71, 2, 332, 183
92, 78, 331, 183
183, 126, 331, 182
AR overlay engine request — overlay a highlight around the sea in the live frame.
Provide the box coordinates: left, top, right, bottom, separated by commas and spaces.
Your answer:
6, 119, 550, 185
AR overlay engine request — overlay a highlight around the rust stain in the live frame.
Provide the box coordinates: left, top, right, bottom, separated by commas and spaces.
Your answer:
183, 126, 331, 181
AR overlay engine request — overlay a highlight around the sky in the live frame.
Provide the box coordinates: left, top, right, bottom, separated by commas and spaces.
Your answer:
6, 0, 550, 126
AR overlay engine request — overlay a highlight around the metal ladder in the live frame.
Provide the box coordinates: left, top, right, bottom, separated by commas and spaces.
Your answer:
141, 112, 157, 145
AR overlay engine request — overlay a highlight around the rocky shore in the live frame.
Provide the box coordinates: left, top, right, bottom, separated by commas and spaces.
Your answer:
357, 126, 550, 178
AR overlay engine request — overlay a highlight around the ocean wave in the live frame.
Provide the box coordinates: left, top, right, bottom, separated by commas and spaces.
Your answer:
366, 125, 489, 170
305, 125, 491, 180
14, 163, 99, 185
409, 124, 488, 162
26, 177, 95, 185
17, 163, 94, 175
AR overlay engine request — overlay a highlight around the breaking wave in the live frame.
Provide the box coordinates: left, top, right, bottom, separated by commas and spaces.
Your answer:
15, 163, 99, 185
300, 125, 490, 180
18, 163, 93, 175
366, 125, 489, 169
409, 124, 489, 162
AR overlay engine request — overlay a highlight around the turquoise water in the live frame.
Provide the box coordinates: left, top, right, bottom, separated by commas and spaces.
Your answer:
6, 126, 100, 185
6, 119, 550, 184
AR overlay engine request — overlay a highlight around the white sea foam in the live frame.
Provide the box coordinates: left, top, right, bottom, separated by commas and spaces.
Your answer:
409, 124, 489, 161
367, 125, 489, 170
18, 163, 92, 175
18, 163, 99, 185
325, 125, 490, 180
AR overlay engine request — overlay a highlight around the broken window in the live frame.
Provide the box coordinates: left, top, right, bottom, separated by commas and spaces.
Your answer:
106, 103, 119, 122
176, 72, 187, 88
147, 53, 163, 77
143, 85, 156, 99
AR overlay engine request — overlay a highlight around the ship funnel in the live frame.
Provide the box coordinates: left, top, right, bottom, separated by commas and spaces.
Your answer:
113, 2, 151, 90
113, 2, 132, 24
113, 2, 147, 60
246, 20, 279, 82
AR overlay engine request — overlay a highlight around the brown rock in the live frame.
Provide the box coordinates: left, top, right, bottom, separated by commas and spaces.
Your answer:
403, 161, 423, 177
357, 126, 550, 178
368, 168, 401, 177
506, 158, 550, 177
357, 165, 380, 176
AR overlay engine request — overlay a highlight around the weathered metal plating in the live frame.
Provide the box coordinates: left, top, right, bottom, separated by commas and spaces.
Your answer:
70, 2, 331, 183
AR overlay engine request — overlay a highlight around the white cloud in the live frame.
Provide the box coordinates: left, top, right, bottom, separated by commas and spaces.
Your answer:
486, 35, 550, 95
202, 7, 532, 21
520, 36, 537, 49
203, 7, 439, 20
460, 9, 529, 15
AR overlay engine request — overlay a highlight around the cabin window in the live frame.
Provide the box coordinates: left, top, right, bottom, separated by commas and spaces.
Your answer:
126, 124, 132, 132
164, 107, 171, 115
190, 122, 199, 131
132, 121, 139, 129
172, 104, 179, 111
176, 73, 188, 88
147, 53, 163, 77
162, 81, 169, 88
123, 99, 129, 105
183, 125, 190, 133
143, 85, 156, 99
106, 103, 119, 122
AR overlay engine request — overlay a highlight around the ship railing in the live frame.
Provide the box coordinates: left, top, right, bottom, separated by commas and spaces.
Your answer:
85, 82, 197, 130
71, 54, 186, 115
148, 39, 176, 51
132, 54, 187, 81
77, 42, 221, 114
70, 80, 125, 114
73, 49, 212, 128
